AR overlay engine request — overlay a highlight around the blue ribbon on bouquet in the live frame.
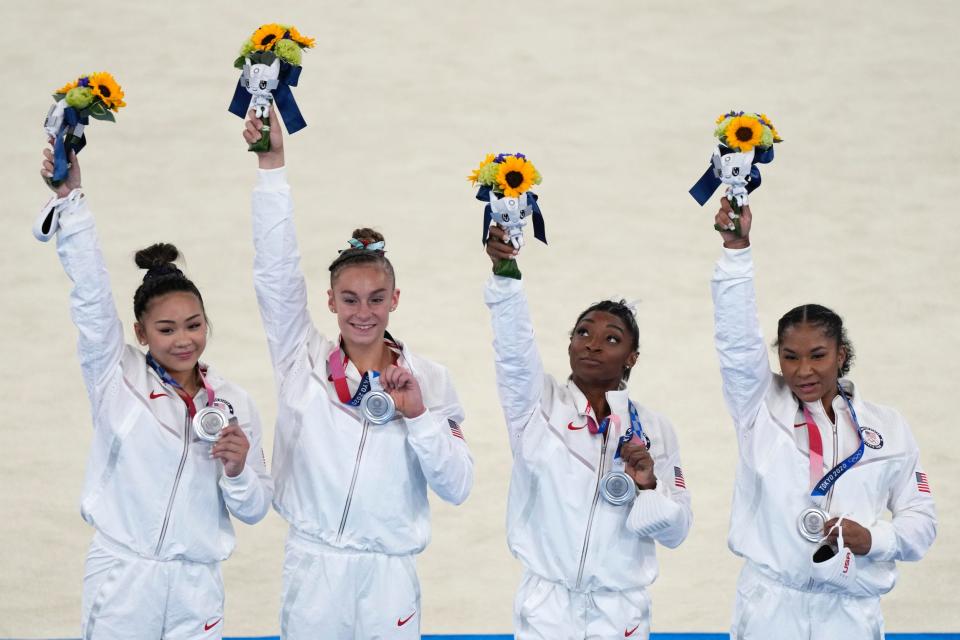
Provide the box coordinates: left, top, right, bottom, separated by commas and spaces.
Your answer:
688, 144, 775, 206
228, 61, 307, 134
52, 107, 88, 183
476, 185, 547, 245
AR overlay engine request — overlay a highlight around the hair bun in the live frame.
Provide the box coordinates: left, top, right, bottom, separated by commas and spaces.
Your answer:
351, 228, 385, 246
135, 243, 180, 270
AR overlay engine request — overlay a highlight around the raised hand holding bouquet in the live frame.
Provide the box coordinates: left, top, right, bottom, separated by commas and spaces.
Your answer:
469, 153, 545, 279
228, 23, 314, 152
44, 72, 125, 187
689, 111, 782, 235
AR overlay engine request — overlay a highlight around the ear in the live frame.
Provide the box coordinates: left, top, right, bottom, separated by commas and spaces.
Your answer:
390, 288, 400, 312
626, 351, 639, 369
327, 289, 336, 313
838, 344, 847, 372
134, 322, 147, 346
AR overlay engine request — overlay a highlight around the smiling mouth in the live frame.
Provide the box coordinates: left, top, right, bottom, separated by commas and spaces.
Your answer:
172, 351, 195, 360
351, 322, 376, 331
797, 381, 819, 393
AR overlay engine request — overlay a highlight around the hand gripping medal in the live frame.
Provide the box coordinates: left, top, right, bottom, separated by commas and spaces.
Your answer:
44, 72, 125, 187
689, 111, 782, 236
469, 153, 546, 280
228, 24, 314, 152
597, 403, 648, 507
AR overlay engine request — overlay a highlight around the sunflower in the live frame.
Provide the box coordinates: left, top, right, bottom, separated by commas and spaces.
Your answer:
287, 26, 316, 48
55, 79, 78, 95
251, 23, 286, 50
468, 153, 496, 184
88, 72, 126, 110
723, 115, 763, 152
496, 155, 537, 197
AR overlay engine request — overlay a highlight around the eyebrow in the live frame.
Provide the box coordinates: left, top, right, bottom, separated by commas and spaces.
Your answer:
153, 314, 202, 325
606, 324, 624, 333
340, 289, 388, 296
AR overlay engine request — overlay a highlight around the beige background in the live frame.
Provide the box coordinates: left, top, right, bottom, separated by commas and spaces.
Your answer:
3, 0, 959, 636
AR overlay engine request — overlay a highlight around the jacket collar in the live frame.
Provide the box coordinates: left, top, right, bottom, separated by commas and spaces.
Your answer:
568, 379, 630, 421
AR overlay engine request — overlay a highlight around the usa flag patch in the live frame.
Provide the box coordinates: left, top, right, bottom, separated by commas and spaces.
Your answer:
448, 419, 464, 440
674, 466, 686, 489
916, 471, 931, 494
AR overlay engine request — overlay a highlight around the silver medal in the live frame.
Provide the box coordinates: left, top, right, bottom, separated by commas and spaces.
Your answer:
798, 507, 828, 542
360, 390, 395, 424
193, 406, 229, 442
600, 467, 637, 506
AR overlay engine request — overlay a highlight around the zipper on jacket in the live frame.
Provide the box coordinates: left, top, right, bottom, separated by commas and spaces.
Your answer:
337, 419, 370, 542
575, 431, 608, 589
155, 411, 192, 555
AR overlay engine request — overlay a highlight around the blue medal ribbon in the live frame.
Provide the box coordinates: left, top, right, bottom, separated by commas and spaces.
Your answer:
52, 107, 88, 183
688, 144, 774, 206
476, 185, 547, 245
594, 401, 648, 459
227, 61, 307, 134
810, 384, 867, 497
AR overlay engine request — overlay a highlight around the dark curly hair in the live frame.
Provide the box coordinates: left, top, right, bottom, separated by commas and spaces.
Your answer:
774, 303, 855, 376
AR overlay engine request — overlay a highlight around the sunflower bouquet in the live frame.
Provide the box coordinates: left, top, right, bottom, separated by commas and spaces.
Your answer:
689, 111, 782, 236
44, 72, 125, 187
228, 23, 315, 152
469, 153, 545, 279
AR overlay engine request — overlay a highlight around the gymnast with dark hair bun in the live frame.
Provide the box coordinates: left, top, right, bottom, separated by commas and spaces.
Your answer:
483, 224, 692, 640
35, 144, 272, 639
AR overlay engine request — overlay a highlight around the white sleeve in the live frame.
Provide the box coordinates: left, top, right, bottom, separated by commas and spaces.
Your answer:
711, 247, 773, 430
251, 167, 314, 375
866, 424, 937, 563
404, 367, 474, 505
219, 400, 274, 524
50, 194, 124, 415
626, 417, 692, 548
483, 274, 545, 455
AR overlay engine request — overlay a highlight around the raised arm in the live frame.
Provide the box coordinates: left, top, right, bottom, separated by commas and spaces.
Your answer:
482, 225, 546, 454
246, 109, 314, 372
38, 147, 124, 413
711, 200, 772, 429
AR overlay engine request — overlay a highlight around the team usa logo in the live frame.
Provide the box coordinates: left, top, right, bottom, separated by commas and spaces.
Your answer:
861, 427, 883, 450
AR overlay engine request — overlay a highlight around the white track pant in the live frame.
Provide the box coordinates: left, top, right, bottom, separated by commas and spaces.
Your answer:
731, 561, 884, 640
513, 570, 651, 640
280, 530, 421, 640
81, 533, 224, 640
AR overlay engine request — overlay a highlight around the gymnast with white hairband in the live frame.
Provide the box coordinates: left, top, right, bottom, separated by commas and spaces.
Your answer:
483, 225, 692, 640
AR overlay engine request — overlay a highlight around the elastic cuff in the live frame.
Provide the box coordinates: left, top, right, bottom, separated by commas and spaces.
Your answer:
220, 464, 253, 490
865, 520, 897, 561
256, 166, 289, 191
629, 488, 681, 537
404, 408, 438, 439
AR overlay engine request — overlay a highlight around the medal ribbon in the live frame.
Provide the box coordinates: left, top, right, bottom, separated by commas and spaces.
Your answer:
589, 401, 647, 459
802, 406, 825, 490
326, 335, 401, 407
146, 352, 215, 418
809, 384, 867, 497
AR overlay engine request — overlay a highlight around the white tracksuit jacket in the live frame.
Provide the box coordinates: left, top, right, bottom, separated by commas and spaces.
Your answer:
251, 168, 473, 554
712, 247, 937, 596
484, 275, 692, 593
50, 194, 273, 563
